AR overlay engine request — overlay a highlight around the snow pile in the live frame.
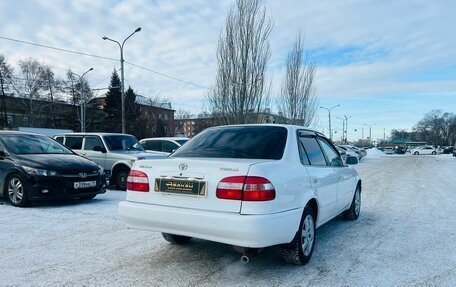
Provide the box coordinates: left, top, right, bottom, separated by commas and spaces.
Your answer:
365, 148, 384, 158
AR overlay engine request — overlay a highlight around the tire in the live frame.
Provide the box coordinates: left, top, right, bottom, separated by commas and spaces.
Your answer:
414, 151, 419, 155
280, 205, 316, 265
80, 194, 97, 200
5, 174, 29, 207
114, 168, 129, 191
161, 233, 192, 244
344, 185, 361, 220
431, 151, 436, 155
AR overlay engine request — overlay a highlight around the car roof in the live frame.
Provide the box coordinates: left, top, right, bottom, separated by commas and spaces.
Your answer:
0, 131, 46, 136
54, 132, 136, 137
205, 124, 324, 137
140, 137, 189, 141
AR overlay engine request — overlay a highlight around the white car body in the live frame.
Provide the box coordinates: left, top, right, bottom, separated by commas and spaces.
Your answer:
119, 125, 361, 253
384, 147, 394, 154
410, 146, 436, 155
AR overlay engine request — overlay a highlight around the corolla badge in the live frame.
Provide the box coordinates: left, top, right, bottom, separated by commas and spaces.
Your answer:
79, 172, 88, 179
178, 163, 188, 170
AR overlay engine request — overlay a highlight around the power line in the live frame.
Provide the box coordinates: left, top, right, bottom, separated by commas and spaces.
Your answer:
0, 35, 212, 90
124, 61, 212, 90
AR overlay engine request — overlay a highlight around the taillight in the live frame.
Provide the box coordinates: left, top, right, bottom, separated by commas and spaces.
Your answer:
127, 170, 149, 192
216, 176, 275, 201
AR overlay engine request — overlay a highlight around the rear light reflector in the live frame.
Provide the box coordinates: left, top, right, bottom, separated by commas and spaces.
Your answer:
216, 176, 275, 201
127, 170, 150, 192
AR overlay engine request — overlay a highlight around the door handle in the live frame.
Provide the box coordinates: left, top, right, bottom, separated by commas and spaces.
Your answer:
313, 178, 318, 184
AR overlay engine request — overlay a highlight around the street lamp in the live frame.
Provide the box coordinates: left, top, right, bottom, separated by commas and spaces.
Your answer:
102, 27, 142, 133
320, 104, 340, 140
71, 68, 93, 132
337, 116, 345, 142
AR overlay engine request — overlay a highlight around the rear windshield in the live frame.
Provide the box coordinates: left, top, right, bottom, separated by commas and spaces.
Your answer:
171, 126, 287, 160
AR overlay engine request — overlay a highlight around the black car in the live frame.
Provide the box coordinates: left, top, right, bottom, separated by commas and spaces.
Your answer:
0, 132, 106, 207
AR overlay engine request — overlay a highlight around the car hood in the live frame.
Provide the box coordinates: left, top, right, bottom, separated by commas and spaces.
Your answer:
15, 154, 99, 174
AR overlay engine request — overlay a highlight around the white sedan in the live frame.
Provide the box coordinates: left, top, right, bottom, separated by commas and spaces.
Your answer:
410, 146, 437, 155
119, 124, 361, 265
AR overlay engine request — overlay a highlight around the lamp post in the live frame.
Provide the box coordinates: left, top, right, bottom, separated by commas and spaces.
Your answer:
102, 27, 141, 133
320, 104, 340, 140
337, 116, 345, 142
71, 68, 93, 132
363, 123, 376, 145
344, 115, 351, 143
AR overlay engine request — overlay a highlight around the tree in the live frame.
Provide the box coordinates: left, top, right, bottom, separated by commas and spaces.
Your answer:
105, 69, 122, 132
125, 86, 140, 135
11, 58, 47, 127
41, 66, 64, 128
0, 55, 14, 128
277, 32, 317, 126
208, 0, 273, 125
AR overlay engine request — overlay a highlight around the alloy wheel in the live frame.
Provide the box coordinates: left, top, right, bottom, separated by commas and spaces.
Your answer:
301, 214, 315, 256
8, 178, 24, 205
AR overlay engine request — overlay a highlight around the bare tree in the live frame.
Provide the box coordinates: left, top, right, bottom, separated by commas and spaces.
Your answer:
277, 32, 318, 126
208, 0, 273, 125
41, 66, 65, 128
11, 58, 48, 127
175, 108, 193, 120
0, 55, 14, 128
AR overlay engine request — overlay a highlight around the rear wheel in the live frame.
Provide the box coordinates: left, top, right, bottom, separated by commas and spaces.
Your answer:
162, 233, 192, 244
431, 151, 436, 155
414, 151, 419, 155
114, 168, 129, 191
344, 185, 361, 220
281, 206, 316, 265
5, 174, 29, 207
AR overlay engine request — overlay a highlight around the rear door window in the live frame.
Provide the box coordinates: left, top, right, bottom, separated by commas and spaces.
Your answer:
145, 140, 162, 151
64, 136, 83, 150
299, 137, 327, 166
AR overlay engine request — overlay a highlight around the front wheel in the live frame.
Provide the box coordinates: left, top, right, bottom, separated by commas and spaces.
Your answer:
114, 168, 129, 191
281, 206, 316, 265
5, 174, 29, 207
431, 151, 436, 155
344, 185, 361, 220
414, 151, 419, 155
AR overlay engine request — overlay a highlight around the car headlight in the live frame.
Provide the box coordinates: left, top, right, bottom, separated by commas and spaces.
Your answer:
22, 166, 59, 176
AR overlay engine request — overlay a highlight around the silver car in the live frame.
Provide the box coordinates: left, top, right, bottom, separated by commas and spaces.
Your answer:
54, 133, 166, 190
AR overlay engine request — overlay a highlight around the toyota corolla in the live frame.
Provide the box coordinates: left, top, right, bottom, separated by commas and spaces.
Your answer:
119, 125, 361, 265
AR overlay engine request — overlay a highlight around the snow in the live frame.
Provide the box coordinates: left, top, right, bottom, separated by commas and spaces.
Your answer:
1, 152, 456, 286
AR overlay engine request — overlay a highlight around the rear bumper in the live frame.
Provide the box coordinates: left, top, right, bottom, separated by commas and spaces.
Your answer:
119, 201, 302, 248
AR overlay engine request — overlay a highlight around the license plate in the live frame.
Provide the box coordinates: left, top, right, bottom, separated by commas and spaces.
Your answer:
74, 181, 97, 189
155, 178, 206, 196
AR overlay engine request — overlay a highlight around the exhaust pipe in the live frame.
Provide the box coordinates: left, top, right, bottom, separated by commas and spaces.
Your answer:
240, 255, 250, 264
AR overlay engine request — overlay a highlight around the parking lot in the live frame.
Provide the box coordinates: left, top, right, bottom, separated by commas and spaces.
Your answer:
1, 151, 456, 287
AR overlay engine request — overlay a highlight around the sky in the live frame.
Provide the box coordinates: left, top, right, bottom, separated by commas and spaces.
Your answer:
1, 0, 455, 141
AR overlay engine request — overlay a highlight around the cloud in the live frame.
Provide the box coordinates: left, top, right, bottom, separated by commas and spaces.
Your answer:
1, 0, 455, 140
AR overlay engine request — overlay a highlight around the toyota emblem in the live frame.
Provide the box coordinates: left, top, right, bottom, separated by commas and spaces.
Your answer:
79, 172, 88, 179
178, 163, 188, 170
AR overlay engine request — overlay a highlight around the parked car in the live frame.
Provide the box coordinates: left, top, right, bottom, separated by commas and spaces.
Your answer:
54, 133, 166, 190
338, 145, 366, 160
441, 146, 454, 154
384, 147, 395, 154
337, 145, 359, 159
0, 131, 107, 207
119, 125, 362, 265
410, 146, 437, 155
395, 146, 407, 154
139, 137, 189, 155
336, 146, 347, 162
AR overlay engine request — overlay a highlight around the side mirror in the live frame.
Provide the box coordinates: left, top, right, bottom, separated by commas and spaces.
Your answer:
93, 146, 107, 153
346, 156, 359, 165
